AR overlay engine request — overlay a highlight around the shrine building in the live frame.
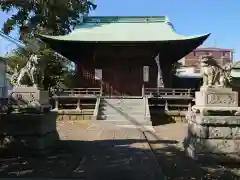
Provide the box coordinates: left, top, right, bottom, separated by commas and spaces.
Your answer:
39, 16, 210, 96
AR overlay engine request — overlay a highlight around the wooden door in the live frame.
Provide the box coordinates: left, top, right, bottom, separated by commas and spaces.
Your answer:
121, 66, 142, 96
102, 64, 142, 96
113, 64, 142, 96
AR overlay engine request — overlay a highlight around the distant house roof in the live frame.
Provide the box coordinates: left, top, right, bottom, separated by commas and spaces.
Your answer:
176, 67, 201, 78
39, 16, 210, 42
232, 61, 240, 69
176, 73, 201, 78
194, 47, 233, 52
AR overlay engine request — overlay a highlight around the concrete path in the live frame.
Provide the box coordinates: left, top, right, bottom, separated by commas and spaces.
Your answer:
58, 121, 165, 180
0, 121, 165, 180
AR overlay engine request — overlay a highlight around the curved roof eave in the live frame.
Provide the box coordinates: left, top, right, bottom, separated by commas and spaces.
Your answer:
36, 33, 210, 63
37, 33, 210, 43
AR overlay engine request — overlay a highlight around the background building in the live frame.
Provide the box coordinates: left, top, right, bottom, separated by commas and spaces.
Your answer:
175, 47, 234, 89
179, 47, 234, 73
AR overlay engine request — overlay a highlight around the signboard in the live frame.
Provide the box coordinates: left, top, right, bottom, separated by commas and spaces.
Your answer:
143, 66, 149, 82
95, 69, 102, 80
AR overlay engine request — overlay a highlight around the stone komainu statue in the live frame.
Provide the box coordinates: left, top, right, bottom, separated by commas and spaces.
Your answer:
200, 54, 232, 88
15, 54, 43, 87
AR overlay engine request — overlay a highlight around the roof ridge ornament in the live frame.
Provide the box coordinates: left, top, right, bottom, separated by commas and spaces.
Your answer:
83, 16, 168, 23
164, 16, 169, 23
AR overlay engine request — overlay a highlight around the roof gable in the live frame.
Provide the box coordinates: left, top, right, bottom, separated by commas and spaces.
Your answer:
39, 16, 209, 42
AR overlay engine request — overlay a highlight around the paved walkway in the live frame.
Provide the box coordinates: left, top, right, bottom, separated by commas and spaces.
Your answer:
1, 121, 239, 179
0, 121, 165, 180
57, 121, 165, 180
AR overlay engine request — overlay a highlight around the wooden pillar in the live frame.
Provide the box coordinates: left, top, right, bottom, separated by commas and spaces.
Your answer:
160, 59, 172, 88
75, 61, 82, 87
53, 98, 59, 111
164, 100, 169, 111
76, 98, 81, 110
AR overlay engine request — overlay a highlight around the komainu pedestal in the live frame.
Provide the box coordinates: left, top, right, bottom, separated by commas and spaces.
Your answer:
184, 87, 240, 163
9, 86, 51, 112
1, 87, 57, 153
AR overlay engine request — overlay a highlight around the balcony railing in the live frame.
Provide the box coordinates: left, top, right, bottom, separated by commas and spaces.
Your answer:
144, 88, 194, 98
52, 88, 101, 96
51, 88, 101, 111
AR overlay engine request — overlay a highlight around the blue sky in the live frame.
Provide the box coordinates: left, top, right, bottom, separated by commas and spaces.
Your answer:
1, 0, 240, 59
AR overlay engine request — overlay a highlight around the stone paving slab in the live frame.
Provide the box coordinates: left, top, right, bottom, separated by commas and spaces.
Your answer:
0, 120, 165, 180
70, 121, 164, 180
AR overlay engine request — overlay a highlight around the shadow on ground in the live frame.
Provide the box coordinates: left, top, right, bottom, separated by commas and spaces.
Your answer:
151, 143, 240, 180
0, 138, 239, 180
150, 111, 176, 126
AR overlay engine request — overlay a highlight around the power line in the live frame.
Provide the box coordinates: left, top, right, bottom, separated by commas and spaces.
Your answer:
0, 31, 41, 52
0, 30, 25, 48
0, 29, 72, 64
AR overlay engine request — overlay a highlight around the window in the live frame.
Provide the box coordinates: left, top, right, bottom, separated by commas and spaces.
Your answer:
222, 51, 228, 57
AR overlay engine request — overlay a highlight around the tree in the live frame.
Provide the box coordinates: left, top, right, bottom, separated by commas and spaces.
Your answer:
0, 0, 97, 38
1, 0, 97, 89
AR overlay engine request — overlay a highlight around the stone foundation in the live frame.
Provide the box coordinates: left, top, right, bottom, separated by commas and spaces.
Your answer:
9, 86, 51, 112
55, 109, 94, 121
195, 87, 238, 107
0, 112, 58, 152
184, 87, 240, 163
0, 86, 57, 154
14, 131, 59, 150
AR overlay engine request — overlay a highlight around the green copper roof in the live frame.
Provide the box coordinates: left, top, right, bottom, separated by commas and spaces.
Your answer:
39, 16, 210, 42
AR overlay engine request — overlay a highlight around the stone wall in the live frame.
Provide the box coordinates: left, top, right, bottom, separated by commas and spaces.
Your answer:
185, 87, 240, 162
0, 112, 58, 152
56, 110, 94, 121
185, 109, 240, 162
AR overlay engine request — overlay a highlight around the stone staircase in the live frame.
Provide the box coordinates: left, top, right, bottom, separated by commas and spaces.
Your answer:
97, 98, 151, 125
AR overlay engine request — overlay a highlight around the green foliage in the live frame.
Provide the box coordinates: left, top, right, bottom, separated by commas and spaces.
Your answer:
1, 0, 96, 89
0, 0, 96, 37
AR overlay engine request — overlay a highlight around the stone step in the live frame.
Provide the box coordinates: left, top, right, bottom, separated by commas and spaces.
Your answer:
103, 105, 144, 108
101, 109, 145, 113
101, 105, 145, 109
98, 110, 145, 116
97, 98, 150, 125
103, 115, 146, 121
102, 104, 145, 107
102, 110, 144, 115
104, 99, 143, 102
101, 103, 145, 107
102, 119, 152, 126
102, 105, 144, 107
103, 102, 144, 106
